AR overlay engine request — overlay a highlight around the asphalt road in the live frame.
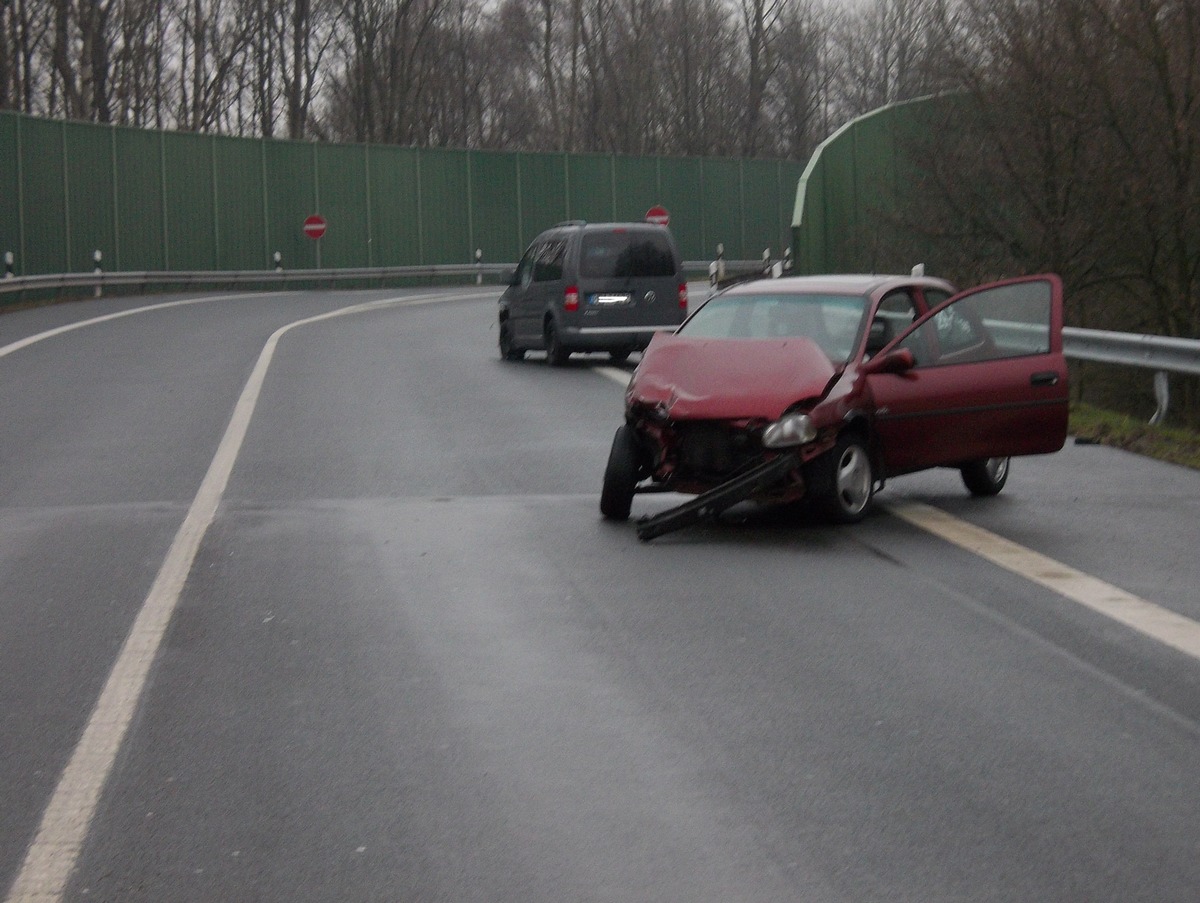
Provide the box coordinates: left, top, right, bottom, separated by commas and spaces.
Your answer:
2, 287, 1200, 902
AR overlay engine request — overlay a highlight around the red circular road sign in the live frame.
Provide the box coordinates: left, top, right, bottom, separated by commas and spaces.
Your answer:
303, 214, 327, 240
645, 205, 670, 226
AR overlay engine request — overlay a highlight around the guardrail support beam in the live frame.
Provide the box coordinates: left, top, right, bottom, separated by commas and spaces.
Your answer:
1150, 371, 1170, 426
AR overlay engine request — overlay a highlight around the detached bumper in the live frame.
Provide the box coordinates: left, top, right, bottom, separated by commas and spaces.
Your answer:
635, 452, 802, 542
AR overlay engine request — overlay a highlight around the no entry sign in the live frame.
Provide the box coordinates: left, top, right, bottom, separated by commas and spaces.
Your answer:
645, 205, 670, 226
303, 214, 327, 239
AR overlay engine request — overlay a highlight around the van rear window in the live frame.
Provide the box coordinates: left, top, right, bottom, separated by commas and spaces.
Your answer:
580, 232, 676, 278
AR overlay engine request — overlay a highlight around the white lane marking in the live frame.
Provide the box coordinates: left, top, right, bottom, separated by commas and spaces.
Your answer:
0, 293, 287, 359
5, 289, 488, 903
888, 500, 1200, 661
594, 365, 632, 387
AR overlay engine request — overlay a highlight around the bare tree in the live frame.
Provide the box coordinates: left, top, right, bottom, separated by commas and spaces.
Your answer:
771, 0, 829, 159
736, 0, 783, 155
324, 0, 446, 144
829, 0, 951, 119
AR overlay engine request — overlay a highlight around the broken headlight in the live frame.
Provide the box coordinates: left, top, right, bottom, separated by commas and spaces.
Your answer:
761, 412, 816, 449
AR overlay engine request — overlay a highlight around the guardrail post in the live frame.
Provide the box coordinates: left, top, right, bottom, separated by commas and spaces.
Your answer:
783, 247, 793, 274
4, 251, 13, 278
475, 248, 483, 285
93, 250, 103, 298
1150, 371, 1170, 425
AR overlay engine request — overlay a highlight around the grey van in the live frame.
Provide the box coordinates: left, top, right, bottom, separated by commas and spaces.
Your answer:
497, 221, 688, 365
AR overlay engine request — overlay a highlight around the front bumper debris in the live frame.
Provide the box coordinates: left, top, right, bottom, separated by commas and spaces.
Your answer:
635, 451, 801, 542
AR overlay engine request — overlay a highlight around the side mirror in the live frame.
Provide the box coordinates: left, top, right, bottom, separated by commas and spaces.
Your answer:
860, 347, 915, 376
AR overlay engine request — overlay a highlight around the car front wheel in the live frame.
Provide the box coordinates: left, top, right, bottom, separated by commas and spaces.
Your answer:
816, 434, 875, 523
961, 457, 1009, 496
545, 319, 570, 366
600, 425, 642, 520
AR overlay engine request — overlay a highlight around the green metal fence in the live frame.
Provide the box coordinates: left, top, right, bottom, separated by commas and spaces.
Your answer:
790, 95, 945, 276
0, 111, 803, 277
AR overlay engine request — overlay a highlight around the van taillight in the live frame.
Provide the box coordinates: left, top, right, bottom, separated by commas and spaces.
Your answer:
565, 286, 580, 311
678, 283, 688, 310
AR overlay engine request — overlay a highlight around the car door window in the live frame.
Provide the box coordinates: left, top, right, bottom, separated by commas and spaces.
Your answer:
866, 290, 916, 356
898, 279, 1053, 367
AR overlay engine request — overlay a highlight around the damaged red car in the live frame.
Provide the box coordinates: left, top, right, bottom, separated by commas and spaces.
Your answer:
600, 273, 1069, 540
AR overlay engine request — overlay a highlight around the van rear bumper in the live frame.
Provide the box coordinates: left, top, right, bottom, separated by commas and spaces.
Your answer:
562, 324, 681, 350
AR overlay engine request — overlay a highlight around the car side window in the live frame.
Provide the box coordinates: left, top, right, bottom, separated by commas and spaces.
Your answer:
866, 291, 917, 356
533, 239, 566, 282
922, 288, 952, 312
899, 280, 1053, 367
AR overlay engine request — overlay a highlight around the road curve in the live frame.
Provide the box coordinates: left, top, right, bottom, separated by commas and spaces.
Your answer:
2, 288, 1200, 902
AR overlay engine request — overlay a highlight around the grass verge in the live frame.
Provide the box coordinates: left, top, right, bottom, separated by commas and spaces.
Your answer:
1070, 403, 1200, 471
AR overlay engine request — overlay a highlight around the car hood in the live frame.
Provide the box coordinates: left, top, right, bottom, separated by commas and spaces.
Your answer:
628, 334, 838, 420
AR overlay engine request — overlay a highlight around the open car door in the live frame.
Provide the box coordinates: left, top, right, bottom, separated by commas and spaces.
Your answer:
865, 274, 1069, 477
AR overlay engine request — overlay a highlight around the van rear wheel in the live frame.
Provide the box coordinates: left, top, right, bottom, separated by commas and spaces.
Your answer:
545, 320, 570, 367
499, 320, 524, 361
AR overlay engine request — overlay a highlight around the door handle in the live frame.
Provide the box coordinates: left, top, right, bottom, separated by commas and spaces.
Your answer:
1031, 371, 1059, 387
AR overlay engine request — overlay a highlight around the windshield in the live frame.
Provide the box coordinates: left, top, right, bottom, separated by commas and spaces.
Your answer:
679, 291, 870, 363
579, 231, 677, 278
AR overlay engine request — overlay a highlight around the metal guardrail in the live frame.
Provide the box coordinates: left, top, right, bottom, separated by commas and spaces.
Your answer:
3, 264, 1197, 424
1063, 326, 1200, 425
0, 260, 751, 298
0, 264, 518, 295
1063, 327, 1200, 377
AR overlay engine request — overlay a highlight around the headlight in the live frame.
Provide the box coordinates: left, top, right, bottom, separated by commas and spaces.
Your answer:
762, 412, 817, 448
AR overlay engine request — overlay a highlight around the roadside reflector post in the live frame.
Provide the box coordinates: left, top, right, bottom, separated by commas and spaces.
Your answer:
273, 250, 283, 273
783, 247, 793, 273
716, 243, 726, 283
762, 247, 771, 274
475, 248, 483, 285
93, 249, 103, 298
4, 251, 13, 278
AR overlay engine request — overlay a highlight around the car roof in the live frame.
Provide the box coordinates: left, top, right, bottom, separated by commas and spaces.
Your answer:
721, 273, 956, 296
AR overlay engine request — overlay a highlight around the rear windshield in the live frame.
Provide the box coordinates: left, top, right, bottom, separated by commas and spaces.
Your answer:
579, 230, 677, 279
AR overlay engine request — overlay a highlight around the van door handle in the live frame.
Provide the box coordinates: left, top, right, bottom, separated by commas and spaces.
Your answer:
1031, 371, 1059, 387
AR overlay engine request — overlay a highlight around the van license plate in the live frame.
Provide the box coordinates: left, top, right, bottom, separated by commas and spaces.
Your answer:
592, 293, 632, 305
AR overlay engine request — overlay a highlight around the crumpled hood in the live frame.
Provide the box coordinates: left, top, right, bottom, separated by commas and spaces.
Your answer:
628, 333, 838, 420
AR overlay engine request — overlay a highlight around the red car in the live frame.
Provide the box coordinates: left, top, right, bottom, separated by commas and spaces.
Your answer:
600, 273, 1069, 540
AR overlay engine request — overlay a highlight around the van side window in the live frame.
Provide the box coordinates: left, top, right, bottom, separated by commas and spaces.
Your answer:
514, 244, 538, 287
534, 239, 567, 282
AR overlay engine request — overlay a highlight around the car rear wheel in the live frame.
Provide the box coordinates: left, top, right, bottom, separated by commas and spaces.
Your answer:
498, 319, 524, 361
545, 320, 570, 367
961, 457, 1009, 496
600, 425, 642, 520
815, 434, 874, 523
